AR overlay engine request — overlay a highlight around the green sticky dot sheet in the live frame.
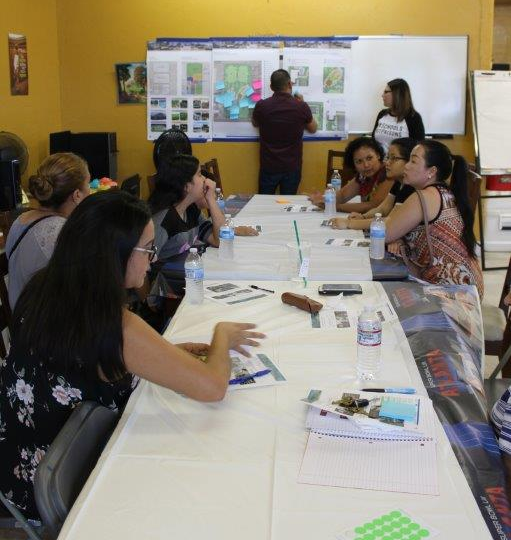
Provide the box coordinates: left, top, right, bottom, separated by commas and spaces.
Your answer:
338, 510, 437, 540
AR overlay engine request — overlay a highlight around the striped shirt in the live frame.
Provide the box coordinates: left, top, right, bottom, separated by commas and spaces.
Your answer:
491, 387, 511, 454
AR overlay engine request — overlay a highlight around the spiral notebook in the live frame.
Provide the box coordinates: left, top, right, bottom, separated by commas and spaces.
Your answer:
299, 395, 438, 495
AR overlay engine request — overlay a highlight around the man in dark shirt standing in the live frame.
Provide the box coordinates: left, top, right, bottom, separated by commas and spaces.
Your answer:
252, 69, 317, 195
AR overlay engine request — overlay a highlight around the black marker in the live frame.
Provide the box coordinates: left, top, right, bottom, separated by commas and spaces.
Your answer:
250, 285, 274, 294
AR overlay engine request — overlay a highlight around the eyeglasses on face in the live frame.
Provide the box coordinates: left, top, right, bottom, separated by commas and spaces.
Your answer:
133, 243, 157, 262
385, 156, 406, 163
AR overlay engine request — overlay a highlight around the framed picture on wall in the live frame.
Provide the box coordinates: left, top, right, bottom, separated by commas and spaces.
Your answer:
8, 33, 29, 95
115, 62, 146, 104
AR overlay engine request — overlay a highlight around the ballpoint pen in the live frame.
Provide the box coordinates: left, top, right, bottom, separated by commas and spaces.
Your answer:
250, 285, 274, 294
361, 387, 416, 394
229, 369, 272, 385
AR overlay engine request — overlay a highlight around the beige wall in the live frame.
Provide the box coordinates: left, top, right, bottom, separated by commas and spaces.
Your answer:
494, 4, 511, 64
55, 0, 494, 197
0, 0, 62, 184
1, 1, 494, 195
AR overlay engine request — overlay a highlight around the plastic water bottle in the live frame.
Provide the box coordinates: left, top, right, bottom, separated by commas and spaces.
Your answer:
184, 248, 204, 304
330, 169, 342, 192
370, 213, 385, 260
219, 214, 235, 260
324, 183, 336, 216
215, 188, 225, 213
357, 306, 382, 381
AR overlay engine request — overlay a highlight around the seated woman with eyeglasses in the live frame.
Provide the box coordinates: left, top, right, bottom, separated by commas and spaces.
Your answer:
329, 138, 417, 230
0, 190, 264, 521
309, 137, 390, 214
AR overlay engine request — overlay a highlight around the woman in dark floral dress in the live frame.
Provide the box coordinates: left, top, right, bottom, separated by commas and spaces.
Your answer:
0, 190, 264, 520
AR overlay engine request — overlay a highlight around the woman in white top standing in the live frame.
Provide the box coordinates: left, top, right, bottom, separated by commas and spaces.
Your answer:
372, 78, 425, 156
6, 153, 90, 309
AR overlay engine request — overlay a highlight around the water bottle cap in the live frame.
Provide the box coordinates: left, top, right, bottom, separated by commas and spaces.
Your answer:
189, 248, 198, 253
327, 183, 332, 188
375, 213, 382, 218
215, 187, 221, 192
333, 169, 338, 173
363, 305, 374, 312
225, 214, 231, 218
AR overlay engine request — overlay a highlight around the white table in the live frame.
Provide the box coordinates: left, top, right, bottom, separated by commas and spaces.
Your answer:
202, 195, 374, 281
58, 281, 491, 540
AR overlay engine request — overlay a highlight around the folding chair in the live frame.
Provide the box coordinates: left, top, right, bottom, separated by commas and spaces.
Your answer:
482, 256, 511, 375
34, 401, 119, 538
202, 158, 223, 192
120, 174, 141, 198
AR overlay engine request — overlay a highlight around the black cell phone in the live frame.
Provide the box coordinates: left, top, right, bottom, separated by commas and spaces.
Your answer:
318, 284, 363, 296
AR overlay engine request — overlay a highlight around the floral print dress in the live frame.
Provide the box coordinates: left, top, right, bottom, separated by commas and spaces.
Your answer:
0, 336, 137, 520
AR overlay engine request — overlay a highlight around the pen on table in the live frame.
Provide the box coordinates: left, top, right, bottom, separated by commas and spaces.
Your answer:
250, 285, 275, 294
361, 387, 416, 394
229, 369, 272, 385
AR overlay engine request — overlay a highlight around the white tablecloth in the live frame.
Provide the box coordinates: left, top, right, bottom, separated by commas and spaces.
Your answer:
203, 195, 373, 281
58, 281, 491, 540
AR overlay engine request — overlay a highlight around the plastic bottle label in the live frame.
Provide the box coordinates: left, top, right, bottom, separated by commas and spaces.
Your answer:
370, 229, 385, 239
217, 200, 225, 210
185, 268, 204, 280
219, 227, 234, 240
357, 328, 382, 347
324, 192, 335, 203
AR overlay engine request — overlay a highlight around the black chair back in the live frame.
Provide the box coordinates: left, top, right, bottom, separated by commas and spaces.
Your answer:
34, 402, 119, 538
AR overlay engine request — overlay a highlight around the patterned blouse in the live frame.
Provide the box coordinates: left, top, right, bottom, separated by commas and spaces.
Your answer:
0, 325, 137, 520
354, 166, 387, 200
403, 184, 484, 297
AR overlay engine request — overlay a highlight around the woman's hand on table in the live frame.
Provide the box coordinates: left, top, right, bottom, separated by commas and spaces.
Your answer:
329, 217, 349, 230
214, 322, 266, 357
306, 190, 324, 206
235, 225, 259, 237
348, 212, 364, 219
386, 240, 404, 256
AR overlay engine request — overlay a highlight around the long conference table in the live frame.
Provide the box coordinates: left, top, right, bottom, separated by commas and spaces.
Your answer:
57, 196, 495, 539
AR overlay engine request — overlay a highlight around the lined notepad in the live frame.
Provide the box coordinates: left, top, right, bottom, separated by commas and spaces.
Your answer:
298, 432, 438, 495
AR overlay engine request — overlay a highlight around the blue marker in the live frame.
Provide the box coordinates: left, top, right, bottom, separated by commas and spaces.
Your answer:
229, 369, 272, 385
361, 387, 416, 394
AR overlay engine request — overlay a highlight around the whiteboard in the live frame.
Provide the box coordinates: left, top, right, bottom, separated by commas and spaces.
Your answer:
471, 70, 511, 173
348, 36, 468, 135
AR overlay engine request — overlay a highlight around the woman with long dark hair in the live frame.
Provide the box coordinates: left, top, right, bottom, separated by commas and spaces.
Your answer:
148, 154, 224, 260
0, 190, 264, 520
385, 140, 483, 296
372, 78, 425, 155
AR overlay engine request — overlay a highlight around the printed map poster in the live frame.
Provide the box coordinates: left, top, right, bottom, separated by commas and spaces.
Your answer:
8, 33, 28, 95
211, 39, 280, 139
283, 38, 352, 139
115, 62, 147, 104
147, 39, 212, 141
